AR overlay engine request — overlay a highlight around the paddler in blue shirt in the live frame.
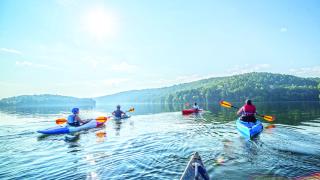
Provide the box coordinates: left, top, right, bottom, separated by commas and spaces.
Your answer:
67, 108, 86, 127
112, 105, 126, 118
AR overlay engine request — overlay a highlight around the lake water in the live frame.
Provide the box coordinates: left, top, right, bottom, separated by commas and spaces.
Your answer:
0, 102, 320, 179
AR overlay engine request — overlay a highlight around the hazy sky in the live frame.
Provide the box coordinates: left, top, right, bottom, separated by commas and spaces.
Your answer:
1, 0, 319, 98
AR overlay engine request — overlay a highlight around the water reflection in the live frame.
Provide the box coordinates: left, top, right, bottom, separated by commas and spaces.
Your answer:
1, 102, 320, 126
1, 102, 320, 179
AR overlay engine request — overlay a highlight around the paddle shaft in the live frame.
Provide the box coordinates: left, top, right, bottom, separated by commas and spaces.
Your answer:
224, 103, 266, 119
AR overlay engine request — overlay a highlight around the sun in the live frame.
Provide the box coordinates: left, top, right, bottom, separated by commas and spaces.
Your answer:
83, 7, 118, 39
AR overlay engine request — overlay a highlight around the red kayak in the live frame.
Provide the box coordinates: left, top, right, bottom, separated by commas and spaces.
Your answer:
182, 109, 202, 115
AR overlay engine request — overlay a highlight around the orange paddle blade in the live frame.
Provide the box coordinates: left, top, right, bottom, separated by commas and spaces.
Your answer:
128, 107, 135, 112
96, 131, 107, 137
262, 115, 275, 122
56, 118, 67, 125
96, 116, 109, 123
220, 100, 232, 108
265, 124, 276, 129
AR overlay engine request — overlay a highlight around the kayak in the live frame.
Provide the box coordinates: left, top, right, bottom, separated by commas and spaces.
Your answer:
113, 115, 131, 121
37, 120, 105, 135
182, 109, 202, 115
180, 152, 210, 180
236, 118, 263, 138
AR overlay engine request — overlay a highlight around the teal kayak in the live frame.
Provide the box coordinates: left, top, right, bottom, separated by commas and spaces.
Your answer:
236, 118, 263, 138
180, 152, 210, 180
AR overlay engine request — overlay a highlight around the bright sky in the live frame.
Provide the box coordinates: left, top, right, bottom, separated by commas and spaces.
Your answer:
0, 0, 320, 99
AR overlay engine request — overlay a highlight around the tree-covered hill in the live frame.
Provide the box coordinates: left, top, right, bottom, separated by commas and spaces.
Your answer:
0, 94, 95, 107
95, 72, 320, 104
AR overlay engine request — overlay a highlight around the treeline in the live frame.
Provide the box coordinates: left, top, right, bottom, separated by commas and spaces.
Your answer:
0, 94, 95, 107
96, 72, 320, 104
1, 73, 319, 106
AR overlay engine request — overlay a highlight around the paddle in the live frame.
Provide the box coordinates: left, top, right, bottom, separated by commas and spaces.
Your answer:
55, 107, 135, 125
56, 116, 109, 125
219, 100, 275, 122
126, 107, 135, 113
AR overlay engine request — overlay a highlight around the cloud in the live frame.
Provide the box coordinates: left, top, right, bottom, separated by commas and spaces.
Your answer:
280, 27, 288, 32
289, 66, 320, 77
111, 62, 138, 73
82, 56, 111, 69
15, 61, 59, 70
50, 78, 132, 97
0, 48, 22, 55
227, 64, 271, 75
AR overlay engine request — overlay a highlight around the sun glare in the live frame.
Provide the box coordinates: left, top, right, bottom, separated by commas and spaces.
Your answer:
83, 7, 118, 39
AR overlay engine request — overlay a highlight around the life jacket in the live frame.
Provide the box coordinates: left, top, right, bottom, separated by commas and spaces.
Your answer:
113, 110, 124, 118
242, 104, 256, 116
67, 114, 80, 126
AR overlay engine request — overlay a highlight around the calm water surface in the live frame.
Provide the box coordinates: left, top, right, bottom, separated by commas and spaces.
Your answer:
0, 102, 320, 179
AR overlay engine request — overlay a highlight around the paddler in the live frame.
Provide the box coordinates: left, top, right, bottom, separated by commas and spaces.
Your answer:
192, 102, 200, 110
67, 108, 86, 127
112, 105, 126, 119
237, 99, 257, 123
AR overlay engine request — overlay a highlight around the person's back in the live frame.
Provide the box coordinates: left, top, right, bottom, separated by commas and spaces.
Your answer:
237, 100, 256, 123
113, 105, 125, 118
67, 108, 83, 126
113, 109, 124, 118
192, 103, 199, 110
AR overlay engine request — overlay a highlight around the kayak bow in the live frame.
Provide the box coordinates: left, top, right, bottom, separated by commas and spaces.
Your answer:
180, 152, 210, 180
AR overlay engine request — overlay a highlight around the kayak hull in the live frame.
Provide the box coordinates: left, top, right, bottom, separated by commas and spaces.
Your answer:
113, 115, 131, 121
37, 120, 105, 135
236, 118, 263, 138
180, 152, 210, 180
182, 109, 202, 115
37, 126, 70, 134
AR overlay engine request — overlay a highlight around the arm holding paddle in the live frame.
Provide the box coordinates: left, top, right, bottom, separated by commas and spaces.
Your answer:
56, 116, 109, 125
220, 100, 275, 122
236, 106, 244, 115
74, 115, 87, 124
55, 107, 135, 125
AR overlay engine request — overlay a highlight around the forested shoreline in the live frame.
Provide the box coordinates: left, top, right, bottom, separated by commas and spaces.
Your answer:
95, 72, 320, 104
1, 72, 319, 106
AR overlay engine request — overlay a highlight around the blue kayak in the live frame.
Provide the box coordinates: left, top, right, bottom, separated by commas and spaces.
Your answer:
236, 118, 263, 138
37, 120, 106, 135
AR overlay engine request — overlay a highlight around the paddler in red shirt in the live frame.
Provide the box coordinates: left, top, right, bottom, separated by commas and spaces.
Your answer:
237, 99, 257, 123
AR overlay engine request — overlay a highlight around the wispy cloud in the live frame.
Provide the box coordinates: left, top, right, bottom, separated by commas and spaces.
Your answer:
111, 62, 138, 73
289, 66, 320, 77
15, 61, 59, 70
0, 48, 22, 55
